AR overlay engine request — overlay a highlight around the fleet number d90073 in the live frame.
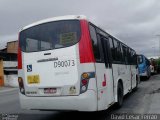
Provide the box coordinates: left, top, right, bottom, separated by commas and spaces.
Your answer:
54, 60, 75, 68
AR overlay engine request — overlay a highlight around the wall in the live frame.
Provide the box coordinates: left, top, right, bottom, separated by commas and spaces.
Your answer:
7, 41, 18, 54
3, 61, 17, 70
3, 61, 18, 87
4, 75, 18, 87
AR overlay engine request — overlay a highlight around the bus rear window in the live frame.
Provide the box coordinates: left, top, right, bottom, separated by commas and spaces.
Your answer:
20, 20, 81, 52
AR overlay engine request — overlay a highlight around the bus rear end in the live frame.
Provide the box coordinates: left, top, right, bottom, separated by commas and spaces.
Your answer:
18, 15, 97, 111
138, 55, 151, 79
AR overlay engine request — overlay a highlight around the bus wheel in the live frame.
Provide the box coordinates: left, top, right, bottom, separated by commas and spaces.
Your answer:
115, 82, 123, 108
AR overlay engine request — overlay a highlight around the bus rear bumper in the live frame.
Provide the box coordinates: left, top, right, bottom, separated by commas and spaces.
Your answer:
19, 90, 97, 111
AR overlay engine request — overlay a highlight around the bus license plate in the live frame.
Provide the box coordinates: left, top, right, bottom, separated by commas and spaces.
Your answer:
44, 88, 57, 94
27, 75, 40, 84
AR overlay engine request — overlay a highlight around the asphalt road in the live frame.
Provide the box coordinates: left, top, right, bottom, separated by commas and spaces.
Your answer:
0, 74, 160, 120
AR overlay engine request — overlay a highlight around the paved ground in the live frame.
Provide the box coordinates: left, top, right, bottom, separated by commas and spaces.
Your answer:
0, 86, 18, 93
0, 74, 160, 120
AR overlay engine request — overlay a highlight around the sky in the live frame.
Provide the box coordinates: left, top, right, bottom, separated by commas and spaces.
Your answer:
0, 0, 160, 57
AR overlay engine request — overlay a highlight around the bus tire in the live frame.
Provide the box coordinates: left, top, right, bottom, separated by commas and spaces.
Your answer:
115, 82, 124, 108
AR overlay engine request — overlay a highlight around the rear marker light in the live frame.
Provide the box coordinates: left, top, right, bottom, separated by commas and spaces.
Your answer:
102, 74, 107, 87
82, 73, 89, 79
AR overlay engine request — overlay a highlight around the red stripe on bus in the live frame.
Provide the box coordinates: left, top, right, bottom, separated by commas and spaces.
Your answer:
79, 20, 95, 63
18, 34, 22, 69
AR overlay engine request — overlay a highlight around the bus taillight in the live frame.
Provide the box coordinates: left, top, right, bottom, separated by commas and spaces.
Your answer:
80, 72, 95, 94
80, 73, 89, 94
81, 79, 88, 86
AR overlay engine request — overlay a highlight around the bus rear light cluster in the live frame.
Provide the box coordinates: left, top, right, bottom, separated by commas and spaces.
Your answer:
80, 72, 95, 94
18, 77, 25, 95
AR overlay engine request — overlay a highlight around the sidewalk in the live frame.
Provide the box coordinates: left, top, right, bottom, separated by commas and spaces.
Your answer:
0, 86, 18, 93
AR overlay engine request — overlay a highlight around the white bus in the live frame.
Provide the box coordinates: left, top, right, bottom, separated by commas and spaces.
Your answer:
18, 15, 139, 111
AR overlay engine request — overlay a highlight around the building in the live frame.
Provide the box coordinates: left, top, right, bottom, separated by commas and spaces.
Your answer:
7, 41, 18, 54
0, 48, 7, 53
0, 40, 18, 87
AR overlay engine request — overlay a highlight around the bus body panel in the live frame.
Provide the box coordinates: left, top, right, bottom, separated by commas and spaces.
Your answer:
19, 90, 97, 111
22, 44, 82, 96
130, 64, 137, 89
112, 64, 131, 95
95, 63, 115, 110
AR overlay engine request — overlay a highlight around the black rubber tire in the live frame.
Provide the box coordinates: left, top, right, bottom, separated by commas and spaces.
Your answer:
115, 82, 123, 108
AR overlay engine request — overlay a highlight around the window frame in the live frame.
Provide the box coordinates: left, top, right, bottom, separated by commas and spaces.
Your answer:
89, 23, 104, 63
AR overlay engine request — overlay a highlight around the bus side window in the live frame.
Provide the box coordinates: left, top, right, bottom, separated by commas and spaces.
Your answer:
128, 48, 132, 65
107, 37, 112, 67
113, 39, 118, 62
89, 25, 101, 61
109, 37, 114, 62
117, 42, 123, 63
96, 34, 105, 62
122, 45, 128, 64
112, 39, 123, 63
130, 50, 137, 65
100, 35, 109, 67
